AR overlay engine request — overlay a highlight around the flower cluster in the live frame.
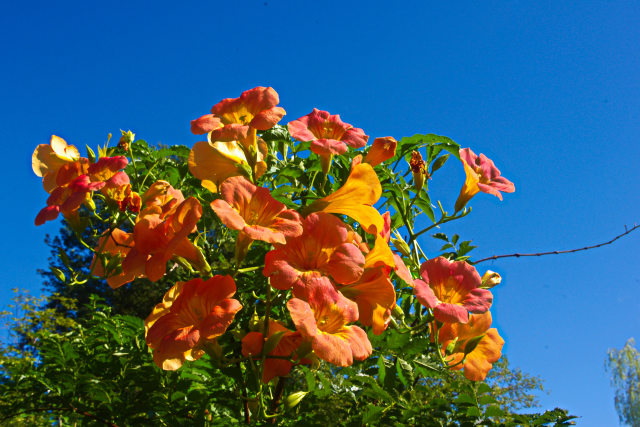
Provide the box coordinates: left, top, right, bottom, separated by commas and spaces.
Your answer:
32, 86, 516, 392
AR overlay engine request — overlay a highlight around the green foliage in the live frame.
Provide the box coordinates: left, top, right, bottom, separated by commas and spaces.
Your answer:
14, 130, 578, 425
606, 338, 640, 426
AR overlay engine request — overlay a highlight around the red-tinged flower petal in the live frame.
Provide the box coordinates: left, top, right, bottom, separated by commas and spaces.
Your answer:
199, 299, 243, 339
105, 171, 130, 188
364, 137, 397, 167
191, 114, 223, 135
455, 148, 515, 212
326, 243, 366, 285
210, 87, 284, 130
310, 139, 349, 156
263, 213, 364, 292
251, 106, 286, 130
415, 257, 492, 323
287, 277, 371, 367
288, 108, 368, 152
311, 330, 355, 367
69, 174, 104, 192
212, 176, 303, 245
306, 163, 384, 235
433, 302, 472, 324
287, 298, 319, 337
145, 276, 241, 370
393, 253, 414, 286
35, 205, 60, 225
241, 321, 304, 383
88, 156, 128, 181
242, 332, 264, 356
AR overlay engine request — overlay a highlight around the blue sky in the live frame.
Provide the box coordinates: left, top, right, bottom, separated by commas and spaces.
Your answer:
2, 1, 639, 424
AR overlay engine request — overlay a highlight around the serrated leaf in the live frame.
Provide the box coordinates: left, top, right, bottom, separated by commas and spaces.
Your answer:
362, 404, 385, 424
455, 393, 476, 406
484, 405, 506, 417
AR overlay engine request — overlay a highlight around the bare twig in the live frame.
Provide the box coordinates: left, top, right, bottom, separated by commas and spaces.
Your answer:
474, 223, 639, 264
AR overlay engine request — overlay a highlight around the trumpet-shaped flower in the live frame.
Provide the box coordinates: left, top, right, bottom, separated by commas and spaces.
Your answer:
263, 212, 365, 294
414, 257, 492, 323
91, 228, 146, 288
140, 180, 185, 217
211, 176, 303, 245
34, 156, 130, 226
437, 311, 504, 381
32, 135, 82, 193
287, 277, 372, 367
454, 148, 515, 212
288, 109, 368, 156
306, 163, 384, 235
145, 275, 242, 370
211, 176, 303, 260
364, 137, 397, 167
241, 320, 305, 383
121, 197, 205, 284
210, 86, 286, 131
188, 137, 268, 193
340, 237, 396, 334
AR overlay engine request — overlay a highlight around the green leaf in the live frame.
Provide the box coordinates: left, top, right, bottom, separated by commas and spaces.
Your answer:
362, 404, 385, 424
430, 154, 449, 174
455, 393, 476, 406
484, 405, 505, 417
396, 357, 413, 387
432, 233, 448, 241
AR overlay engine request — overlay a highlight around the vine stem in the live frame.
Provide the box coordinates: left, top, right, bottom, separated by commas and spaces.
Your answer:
475, 223, 639, 264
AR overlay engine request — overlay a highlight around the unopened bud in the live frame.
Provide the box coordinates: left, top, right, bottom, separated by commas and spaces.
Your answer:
391, 235, 411, 258
249, 312, 263, 331
392, 304, 405, 319
481, 270, 502, 289
409, 151, 427, 193
85, 196, 96, 212
284, 391, 308, 409
50, 267, 66, 283
118, 130, 135, 151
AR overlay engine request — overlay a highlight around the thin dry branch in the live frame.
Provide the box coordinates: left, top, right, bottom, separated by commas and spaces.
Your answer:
474, 223, 639, 264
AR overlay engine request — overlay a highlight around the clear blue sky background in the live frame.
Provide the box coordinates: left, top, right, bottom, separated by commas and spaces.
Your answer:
2, 1, 639, 424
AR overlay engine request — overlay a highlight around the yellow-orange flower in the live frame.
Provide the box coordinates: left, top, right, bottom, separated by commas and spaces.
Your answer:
364, 137, 397, 167
32, 135, 81, 193
306, 162, 384, 235
454, 148, 515, 212
122, 196, 204, 283
287, 277, 372, 367
188, 138, 268, 193
145, 276, 242, 370
339, 237, 396, 335
263, 212, 365, 295
211, 176, 303, 260
414, 257, 492, 323
437, 311, 504, 381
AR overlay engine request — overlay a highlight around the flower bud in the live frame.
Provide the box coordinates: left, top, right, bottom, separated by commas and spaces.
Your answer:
392, 304, 405, 320
481, 270, 502, 289
409, 151, 427, 193
284, 391, 308, 409
118, 130, 135, 151
391, 235, 411, 258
